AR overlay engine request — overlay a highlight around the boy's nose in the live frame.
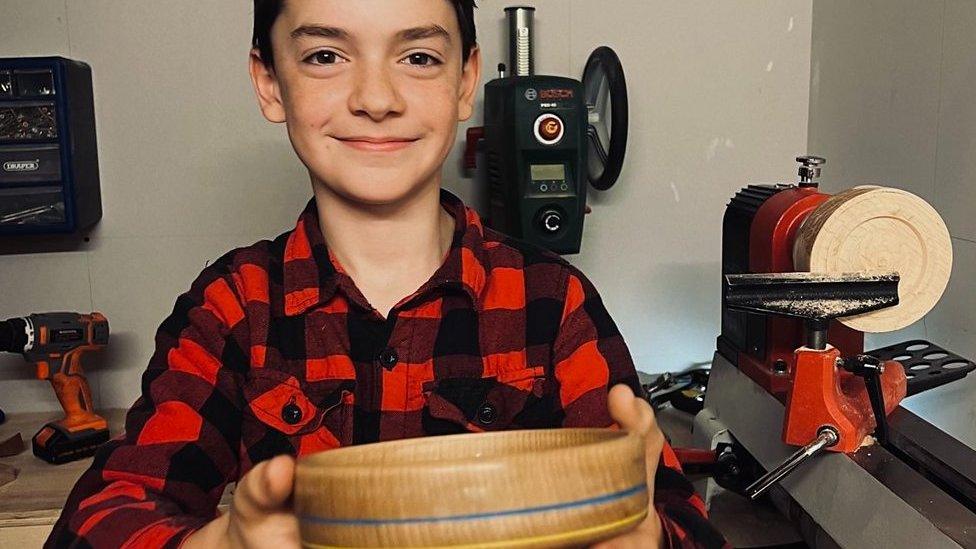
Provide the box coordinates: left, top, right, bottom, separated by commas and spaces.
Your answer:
348, 65, 406, 121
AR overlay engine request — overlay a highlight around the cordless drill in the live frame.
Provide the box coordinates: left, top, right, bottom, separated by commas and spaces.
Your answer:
0, 312, 110, 464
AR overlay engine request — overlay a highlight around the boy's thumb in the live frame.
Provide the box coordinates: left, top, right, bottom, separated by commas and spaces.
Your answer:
237, 454, 296, 515
261, 454, 296, 508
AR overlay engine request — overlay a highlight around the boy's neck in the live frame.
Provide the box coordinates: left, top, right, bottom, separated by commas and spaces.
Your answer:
311, 180, 455, 318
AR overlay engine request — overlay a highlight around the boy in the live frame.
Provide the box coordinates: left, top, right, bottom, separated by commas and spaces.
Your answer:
48, 1, 727, 547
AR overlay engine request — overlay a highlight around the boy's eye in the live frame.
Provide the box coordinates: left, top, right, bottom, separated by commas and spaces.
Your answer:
305, 50, 342, 65
402, 53, 441, 67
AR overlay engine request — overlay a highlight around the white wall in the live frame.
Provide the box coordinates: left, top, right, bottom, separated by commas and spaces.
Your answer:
0, 0, 813, 413
808, 0, 976, 358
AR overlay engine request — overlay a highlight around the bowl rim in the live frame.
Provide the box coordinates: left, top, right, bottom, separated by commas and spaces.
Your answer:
295, 428, 643, 477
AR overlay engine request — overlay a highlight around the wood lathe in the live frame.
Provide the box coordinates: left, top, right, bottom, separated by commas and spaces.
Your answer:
691, 156, 976, 548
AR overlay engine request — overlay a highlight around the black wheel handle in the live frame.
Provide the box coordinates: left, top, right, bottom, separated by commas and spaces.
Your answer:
582, 46, 629, 191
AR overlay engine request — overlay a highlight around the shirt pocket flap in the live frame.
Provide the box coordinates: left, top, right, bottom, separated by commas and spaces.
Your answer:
423, 370, 550, 434
244, 368, 351, 436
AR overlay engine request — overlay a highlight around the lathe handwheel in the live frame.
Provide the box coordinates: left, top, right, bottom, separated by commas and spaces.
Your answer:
582, 46, 628, 191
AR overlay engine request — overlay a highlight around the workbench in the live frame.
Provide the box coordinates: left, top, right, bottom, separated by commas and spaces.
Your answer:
0, 410, 126, 546
0, 409, 233, 547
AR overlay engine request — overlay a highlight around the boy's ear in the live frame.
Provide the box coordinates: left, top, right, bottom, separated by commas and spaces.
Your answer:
457, 45, 482, 122
249, 48, 287, 123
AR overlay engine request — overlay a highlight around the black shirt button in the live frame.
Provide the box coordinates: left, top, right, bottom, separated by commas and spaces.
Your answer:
477, 403, 497, 425
377, 347, 399, 369
282, 403, 303, 425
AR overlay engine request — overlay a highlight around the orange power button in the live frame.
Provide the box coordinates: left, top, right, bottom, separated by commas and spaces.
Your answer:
534, 114, 564, 144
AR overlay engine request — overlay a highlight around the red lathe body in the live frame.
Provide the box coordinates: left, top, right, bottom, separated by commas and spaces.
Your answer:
718, 171, 906, 456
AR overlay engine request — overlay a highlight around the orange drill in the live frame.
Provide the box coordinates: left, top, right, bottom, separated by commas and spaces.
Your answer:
0, 312, 110, 464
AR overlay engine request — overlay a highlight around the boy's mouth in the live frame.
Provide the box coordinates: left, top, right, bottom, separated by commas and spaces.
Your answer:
334, 135, 419, 153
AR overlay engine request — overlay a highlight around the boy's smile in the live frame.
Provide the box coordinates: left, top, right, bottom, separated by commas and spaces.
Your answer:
249, 0, 481, 206
334, 135, 419, 153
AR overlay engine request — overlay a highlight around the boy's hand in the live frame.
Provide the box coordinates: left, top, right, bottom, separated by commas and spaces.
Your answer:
182, 454, 300, 549
591, 384, 666, 549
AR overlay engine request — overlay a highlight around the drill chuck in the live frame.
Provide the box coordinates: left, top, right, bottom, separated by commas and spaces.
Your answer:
0, 318, 28, 354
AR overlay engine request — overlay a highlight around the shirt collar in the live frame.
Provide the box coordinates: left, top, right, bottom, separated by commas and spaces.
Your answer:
282, 189, 488, 316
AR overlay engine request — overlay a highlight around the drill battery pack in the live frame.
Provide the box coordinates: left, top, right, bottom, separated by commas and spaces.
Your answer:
33, 422, 110, 464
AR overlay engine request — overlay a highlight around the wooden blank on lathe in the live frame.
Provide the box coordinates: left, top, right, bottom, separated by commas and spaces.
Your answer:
794, 186, 952, 333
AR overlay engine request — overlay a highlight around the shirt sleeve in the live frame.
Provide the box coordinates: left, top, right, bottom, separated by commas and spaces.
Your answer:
552, 267, 730, 549
46, 259, 249, 548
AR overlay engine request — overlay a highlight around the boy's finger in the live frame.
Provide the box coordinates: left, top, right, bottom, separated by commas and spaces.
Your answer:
234, 455, 296, 518
608, 384, 653, 435
264, 454, 296, 506
643, 421, 665, 486
608, 384, 665, 490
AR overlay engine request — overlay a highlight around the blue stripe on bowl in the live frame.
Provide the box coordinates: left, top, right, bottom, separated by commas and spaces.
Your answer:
299, 483, 647, 526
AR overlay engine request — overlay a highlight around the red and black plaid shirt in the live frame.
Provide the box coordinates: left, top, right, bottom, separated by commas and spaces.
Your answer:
47, 190, 727, 548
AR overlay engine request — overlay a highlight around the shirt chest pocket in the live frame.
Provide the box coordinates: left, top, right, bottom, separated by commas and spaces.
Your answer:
243, 368, 355, 455
422, 368, 556, 435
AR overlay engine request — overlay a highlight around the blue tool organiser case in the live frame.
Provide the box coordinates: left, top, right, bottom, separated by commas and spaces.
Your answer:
0, 57, 101, 235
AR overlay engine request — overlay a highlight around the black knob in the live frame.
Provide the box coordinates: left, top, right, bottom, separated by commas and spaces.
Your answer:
796, 155, 826, 167
539, 210, 562, 234
796, 155, 826, 187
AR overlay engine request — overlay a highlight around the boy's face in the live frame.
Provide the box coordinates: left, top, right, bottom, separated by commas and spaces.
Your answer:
249, 0, 481, 206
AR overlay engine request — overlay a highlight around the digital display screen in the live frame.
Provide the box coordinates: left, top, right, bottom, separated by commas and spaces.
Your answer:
530, 164, 566, 181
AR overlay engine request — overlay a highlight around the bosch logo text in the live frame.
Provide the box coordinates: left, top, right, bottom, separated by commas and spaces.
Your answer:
540, 89, 574, 100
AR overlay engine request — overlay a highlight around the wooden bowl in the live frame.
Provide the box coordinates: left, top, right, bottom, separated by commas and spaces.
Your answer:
294, 428, 648, 548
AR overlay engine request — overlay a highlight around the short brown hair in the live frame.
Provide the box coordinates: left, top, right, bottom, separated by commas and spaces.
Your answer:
252, 0, 478, 68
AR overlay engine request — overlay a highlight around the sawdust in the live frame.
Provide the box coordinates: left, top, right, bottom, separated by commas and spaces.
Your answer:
765, 297, 891, 319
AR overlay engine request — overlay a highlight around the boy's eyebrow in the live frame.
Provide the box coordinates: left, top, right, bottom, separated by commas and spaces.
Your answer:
289, 24, 452, 44
397, 24, 452, 44
290, 25, 349, 41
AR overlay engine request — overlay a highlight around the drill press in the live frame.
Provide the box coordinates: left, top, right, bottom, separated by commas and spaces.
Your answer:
466, 6, 630, 255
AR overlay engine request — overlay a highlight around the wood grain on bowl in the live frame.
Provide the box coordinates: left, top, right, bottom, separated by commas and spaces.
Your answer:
294, 428, 648, 548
